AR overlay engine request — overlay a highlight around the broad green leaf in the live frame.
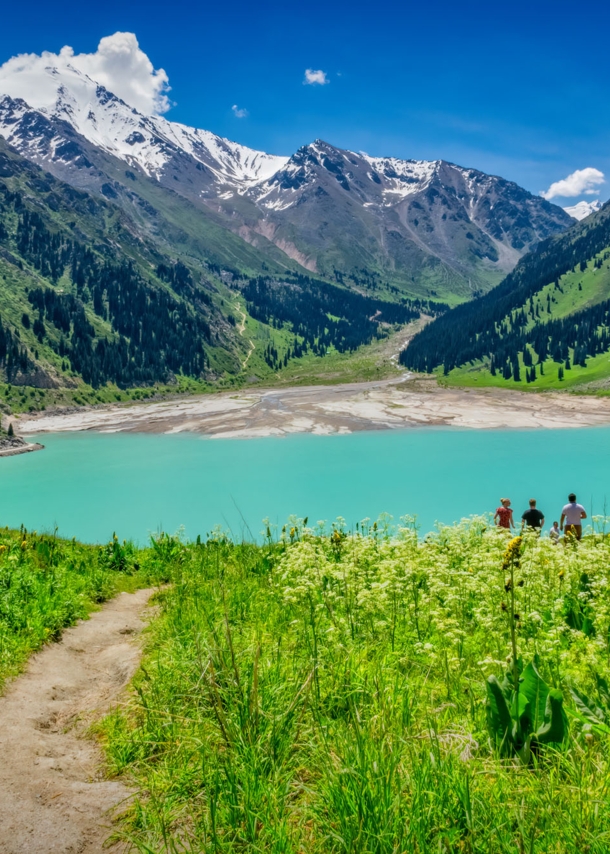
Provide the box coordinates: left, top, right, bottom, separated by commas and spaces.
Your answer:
535, 689, 567, 744
520, 660, 549, 733
511, 690, 530, 738
486, 675, 513, 750
570, 686, 606, 724
569, 686, 610, 734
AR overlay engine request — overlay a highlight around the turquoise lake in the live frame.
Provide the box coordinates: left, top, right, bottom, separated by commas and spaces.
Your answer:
1, 428, 609, 543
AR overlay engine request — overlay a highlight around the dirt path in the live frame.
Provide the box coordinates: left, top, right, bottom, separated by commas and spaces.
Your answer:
0, 588, 155, 854
234, 302, 255, 369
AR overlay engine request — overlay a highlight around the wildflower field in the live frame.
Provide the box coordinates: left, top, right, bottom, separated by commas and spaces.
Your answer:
97, 519, 610, 853
5, 519, 610, 852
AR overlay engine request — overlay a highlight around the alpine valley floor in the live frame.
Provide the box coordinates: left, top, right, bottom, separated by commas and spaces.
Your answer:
16, 376, 610, 438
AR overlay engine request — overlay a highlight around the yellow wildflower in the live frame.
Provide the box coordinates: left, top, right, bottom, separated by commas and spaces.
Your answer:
502, 536, 522, 570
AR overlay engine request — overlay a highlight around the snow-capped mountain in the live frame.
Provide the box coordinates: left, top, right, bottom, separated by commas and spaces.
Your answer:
243, 140, 573, 293
563, 199, 604, 221
0, 63, 287, 189
0, 62, 574, 298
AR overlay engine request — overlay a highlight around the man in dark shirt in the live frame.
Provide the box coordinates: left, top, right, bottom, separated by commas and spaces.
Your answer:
521, 498, 545, 532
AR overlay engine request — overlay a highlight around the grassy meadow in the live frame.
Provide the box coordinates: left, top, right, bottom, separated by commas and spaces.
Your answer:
6, 518, 610, 851
90, 518, 610, 853
443, 349, 610, 393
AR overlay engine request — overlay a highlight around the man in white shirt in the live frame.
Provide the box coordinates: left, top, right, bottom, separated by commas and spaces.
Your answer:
560, 493, 587, 541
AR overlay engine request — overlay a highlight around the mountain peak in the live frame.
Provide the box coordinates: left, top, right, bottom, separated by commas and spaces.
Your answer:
0, 63, 289, 185
563, 199, 604, 221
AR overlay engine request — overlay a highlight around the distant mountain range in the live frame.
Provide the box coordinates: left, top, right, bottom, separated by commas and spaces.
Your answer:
0, 62, 573, 302
4, 57, 606, 401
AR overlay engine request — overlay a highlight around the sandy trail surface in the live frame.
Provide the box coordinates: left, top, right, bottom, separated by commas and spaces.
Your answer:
17, 376, 610, 439
0, 589, 154, 854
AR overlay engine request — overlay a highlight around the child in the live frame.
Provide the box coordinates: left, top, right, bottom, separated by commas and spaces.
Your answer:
494, 498, 514, 530
549, 521, 561, 544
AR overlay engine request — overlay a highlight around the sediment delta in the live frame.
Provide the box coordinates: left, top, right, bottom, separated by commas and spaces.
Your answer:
16, 376, 610, 438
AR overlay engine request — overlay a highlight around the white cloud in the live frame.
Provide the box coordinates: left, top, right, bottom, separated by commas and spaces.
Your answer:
304, 68, 329, 86
541, 167, 605, 200
232, 104, 248, 118
0, 32, 170, 115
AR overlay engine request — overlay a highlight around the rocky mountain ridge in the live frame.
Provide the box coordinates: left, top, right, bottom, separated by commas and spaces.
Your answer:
0, 63, 573, 301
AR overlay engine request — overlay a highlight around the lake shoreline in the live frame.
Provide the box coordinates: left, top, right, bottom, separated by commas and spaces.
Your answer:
0, 436, 44, 457
15, 376, 610, 438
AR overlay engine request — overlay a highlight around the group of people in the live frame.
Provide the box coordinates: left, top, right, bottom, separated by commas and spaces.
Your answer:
494, 493, 587, 542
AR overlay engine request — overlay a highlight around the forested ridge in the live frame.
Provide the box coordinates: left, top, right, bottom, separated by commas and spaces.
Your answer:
0, 316, 34, 382
243, 275, 447, 367
1, 187, 213, 387
400, 202, 610, 377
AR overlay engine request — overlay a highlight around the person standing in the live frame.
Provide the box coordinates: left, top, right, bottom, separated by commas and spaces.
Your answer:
494, 498, 514, 530
560, 493, 587, 541
521, 499, 545, 532
549, 521, 561, 544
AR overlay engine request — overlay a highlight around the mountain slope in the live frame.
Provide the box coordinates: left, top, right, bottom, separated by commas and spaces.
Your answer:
400, 200, 610, 389
0, 95, 302, 280
246, 140, 571, 299
0, 136, 247, 392
0, 62, 573, 302
0, 63, 288, 187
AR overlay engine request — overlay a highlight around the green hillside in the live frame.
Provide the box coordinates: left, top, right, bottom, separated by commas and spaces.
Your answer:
400, 202, 610, 392
0, 138, 252, 406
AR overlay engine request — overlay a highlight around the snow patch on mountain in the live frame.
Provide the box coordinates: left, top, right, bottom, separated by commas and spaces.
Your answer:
563, 199, 603, 221
0, 62, 288, 187
152, 117, 287, 186
0, 32, 170, 116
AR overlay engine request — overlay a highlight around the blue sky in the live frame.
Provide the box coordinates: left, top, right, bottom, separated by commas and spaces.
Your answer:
1, 0, 608, 202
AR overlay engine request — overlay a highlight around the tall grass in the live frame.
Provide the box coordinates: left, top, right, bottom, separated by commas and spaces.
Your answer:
98, 519, 610, 852
0, 527, 170, 691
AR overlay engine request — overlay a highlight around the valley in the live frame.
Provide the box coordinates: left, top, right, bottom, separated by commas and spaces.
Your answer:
0, 44, 608, 423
